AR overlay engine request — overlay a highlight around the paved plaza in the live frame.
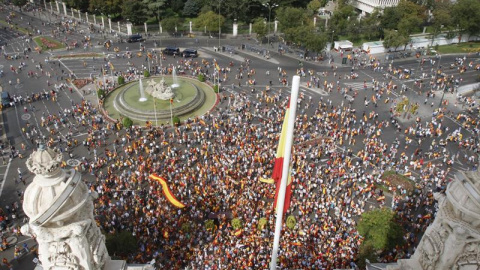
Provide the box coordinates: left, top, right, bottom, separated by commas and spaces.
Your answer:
0, 3, 478, 270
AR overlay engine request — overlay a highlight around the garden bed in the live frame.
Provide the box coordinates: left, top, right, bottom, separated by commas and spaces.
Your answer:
33, 36, 65, 50
72, 79, 93, 89
377, 171, 415, 194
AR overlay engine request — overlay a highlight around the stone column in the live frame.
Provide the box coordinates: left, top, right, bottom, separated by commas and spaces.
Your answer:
71, 8, 74, 17
117, 22, 121, 33
274, 20, 278, 33
78, 10, 81, 20
144, 22, 148, 35
160, 24, 163, 34
189, 21, 192, 33
313, 17, 317, 27
232, 19, 238, 37
86, 12, 88, 23
109, 18, 112, 33
55, 1, 60, 13
101, 17, 105, 30
127, 23, 133, 35
62, 2, 67, 16
249, 23, 252, 36
50, 2, 53, 13
93, 16, 96, 25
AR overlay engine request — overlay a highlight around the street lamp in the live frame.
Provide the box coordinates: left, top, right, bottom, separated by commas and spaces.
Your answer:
218, 0, 223, 50
331, 30, 335, 50
263, 3, 279, 46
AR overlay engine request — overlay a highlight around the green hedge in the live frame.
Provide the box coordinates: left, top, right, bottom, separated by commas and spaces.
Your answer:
231, 218, 243, 230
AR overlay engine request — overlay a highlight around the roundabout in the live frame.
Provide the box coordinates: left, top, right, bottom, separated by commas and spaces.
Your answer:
103, 76, 218, 126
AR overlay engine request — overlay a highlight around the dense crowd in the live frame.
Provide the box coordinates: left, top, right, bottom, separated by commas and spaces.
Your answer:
0, 7, 479, 269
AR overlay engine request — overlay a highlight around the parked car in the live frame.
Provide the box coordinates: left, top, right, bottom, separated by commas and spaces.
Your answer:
126, 34, 144, 43
182, 49, 198, 58
163, 47, 180, 56
1, 91, 11, 108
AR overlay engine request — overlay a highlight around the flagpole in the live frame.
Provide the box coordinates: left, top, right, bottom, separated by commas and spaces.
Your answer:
170, 99, 174, 138
270, 75, 300, 270
154, 99, 158, 127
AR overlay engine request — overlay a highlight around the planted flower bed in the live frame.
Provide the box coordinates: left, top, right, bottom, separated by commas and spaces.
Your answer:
33, 36, 65, 50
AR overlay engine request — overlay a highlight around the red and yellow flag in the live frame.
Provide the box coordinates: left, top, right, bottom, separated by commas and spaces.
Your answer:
215, 62, 221, 72
272, 101, 293, 214
149, 174, 186, 208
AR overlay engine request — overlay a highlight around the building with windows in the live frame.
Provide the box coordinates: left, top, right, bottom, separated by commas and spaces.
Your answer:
352, 0, 400, 15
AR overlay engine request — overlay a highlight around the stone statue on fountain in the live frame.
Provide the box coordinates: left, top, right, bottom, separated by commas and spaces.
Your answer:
145, 78, 175, 100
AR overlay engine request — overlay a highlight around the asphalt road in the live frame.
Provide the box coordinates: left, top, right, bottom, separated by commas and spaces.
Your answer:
0, 3, 478, 269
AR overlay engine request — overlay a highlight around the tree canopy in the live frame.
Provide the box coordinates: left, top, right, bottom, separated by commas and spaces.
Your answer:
357, 208, 404, 251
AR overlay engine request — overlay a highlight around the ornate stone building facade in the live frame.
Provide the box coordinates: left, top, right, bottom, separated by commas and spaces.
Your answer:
21, 146, 110, 269
352, 0, 400, 15
389, 170, 480, 270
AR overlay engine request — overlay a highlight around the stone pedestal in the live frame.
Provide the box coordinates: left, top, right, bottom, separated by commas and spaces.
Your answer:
127, 23, 133, 35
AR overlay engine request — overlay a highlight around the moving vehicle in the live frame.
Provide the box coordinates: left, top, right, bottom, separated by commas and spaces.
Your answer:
182, 49, 198, 58
126, 34, 144, 43
163, 47, 180, 56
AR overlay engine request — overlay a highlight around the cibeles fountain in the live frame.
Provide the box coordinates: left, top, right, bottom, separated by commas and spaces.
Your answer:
21, 145, 153, 270
105, 68, 217, 125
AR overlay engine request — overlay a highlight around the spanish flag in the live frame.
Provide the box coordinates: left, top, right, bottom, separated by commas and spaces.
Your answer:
149, 174, 186, 208
272, 101, 294, 214
215, 61, 221, 72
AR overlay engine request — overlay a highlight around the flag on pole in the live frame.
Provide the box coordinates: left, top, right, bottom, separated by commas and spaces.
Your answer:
272, 101, 294, 214
215, 62, 221, 72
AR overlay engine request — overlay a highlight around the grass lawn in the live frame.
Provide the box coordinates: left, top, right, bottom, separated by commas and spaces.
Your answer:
0, 20, 31, 35
436, 42, 480, 54
33, 36, 65, 50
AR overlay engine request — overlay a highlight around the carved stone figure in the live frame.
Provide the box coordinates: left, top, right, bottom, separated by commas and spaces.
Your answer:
21, 145, 110, 270
390, 171, 480, 270
145, 78, 175, 100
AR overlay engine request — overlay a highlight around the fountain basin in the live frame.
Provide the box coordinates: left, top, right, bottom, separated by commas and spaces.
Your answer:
103, 76, 217, 125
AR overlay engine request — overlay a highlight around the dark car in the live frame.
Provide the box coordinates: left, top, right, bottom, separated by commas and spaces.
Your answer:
126, 34, 144, 43
163, 47, 180, 56
1, 91, 11, 108
182, 49, 198, 58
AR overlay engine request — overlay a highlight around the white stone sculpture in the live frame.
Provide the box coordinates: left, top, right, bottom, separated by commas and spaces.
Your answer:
390, 170, 480, 270
21, 145, 110, 270
145, 78, 175, 100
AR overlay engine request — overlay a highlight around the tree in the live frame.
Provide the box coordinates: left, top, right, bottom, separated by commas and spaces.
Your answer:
276, 7, 307, 30
329, 5, 356, 35
431, 7, 452, 44
121, 0, 147, 25
142, 0, 166, 22
383, 29, 409, 51
252, 17, 267, 40
452, 0, 480, 38
380, 0, 425, 37
360, 9, 381, 40
307, 0, 322, 15
12, 0, 27, 8
183, 0, 201, 17
89, 0, 122, 16
162, 17, 184, 33
105, 231, 138, 257
194, 11, 225, 35
357, 208, 404, 251
65, 0, 90, 12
